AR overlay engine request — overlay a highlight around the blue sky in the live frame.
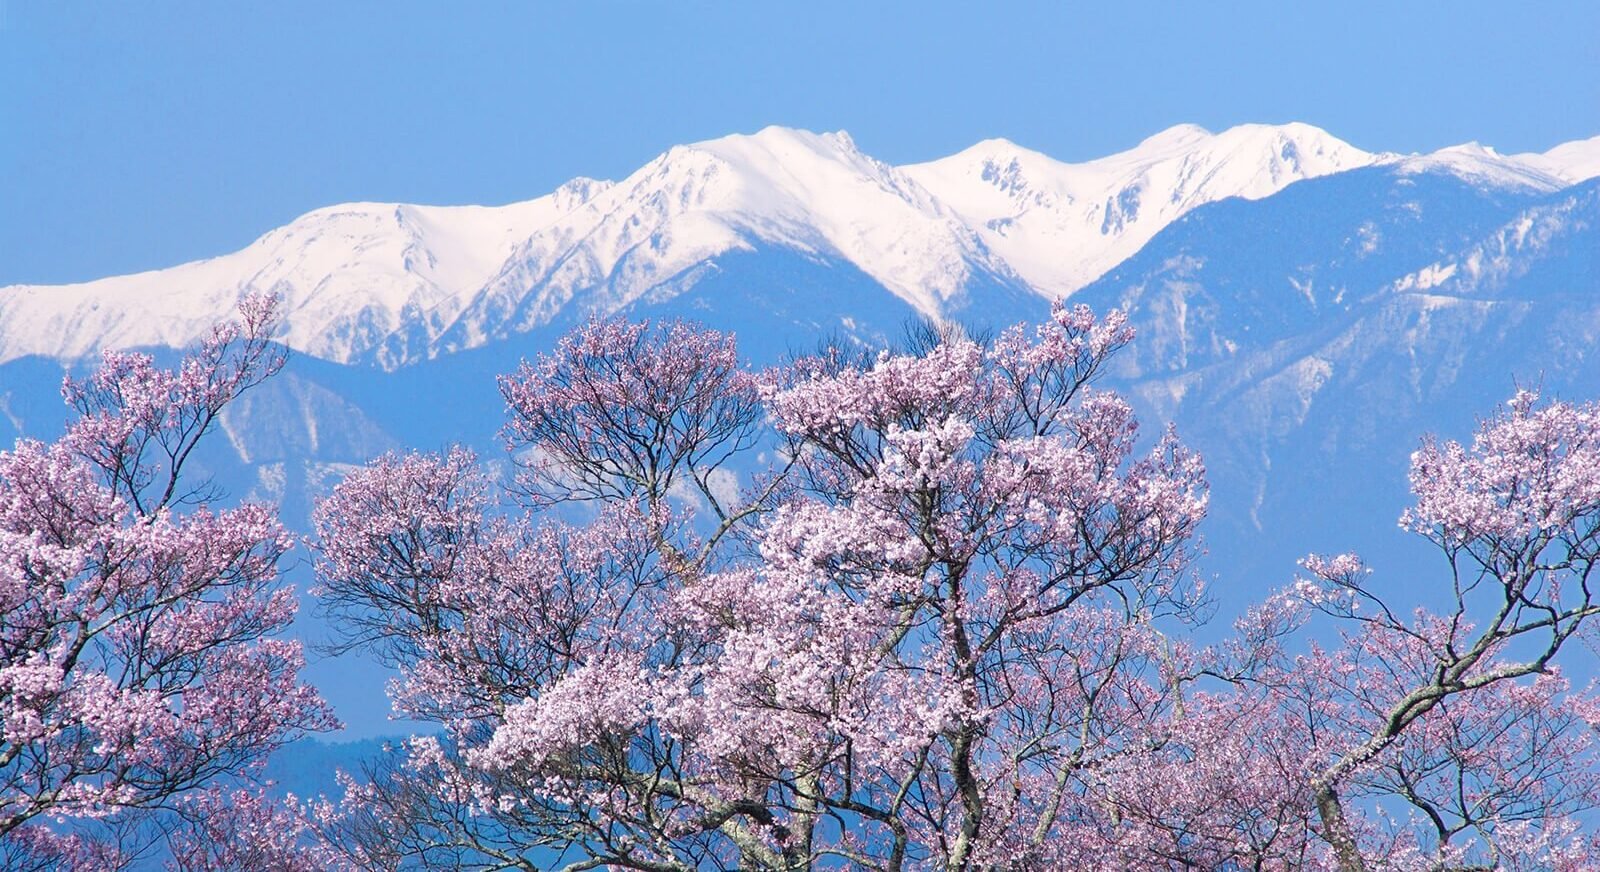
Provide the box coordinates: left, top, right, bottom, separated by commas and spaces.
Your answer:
2, 1, 1596, 287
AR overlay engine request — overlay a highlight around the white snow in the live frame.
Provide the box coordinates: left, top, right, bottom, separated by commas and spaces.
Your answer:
1394, 263, 1460, 292
1513, 135, 1600, 184
0, 183, 610, 369
1386, 142, 1569, 192
448, 126, 1010, 350
901, 122, 1380, 296
1, 122, 1594, 369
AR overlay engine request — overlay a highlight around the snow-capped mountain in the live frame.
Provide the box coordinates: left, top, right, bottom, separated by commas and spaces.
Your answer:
0, 180, 613, 368
1392, 142, 1571, 192
434, 128, 1023, 356
0, 127, 1020, 370
1514, 134, 1600, 185
5, 122, 1590, 371
900, 122, 1380, 295
1073, 168, 1600, 594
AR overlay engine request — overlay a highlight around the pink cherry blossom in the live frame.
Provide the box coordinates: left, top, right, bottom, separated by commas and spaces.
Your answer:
303, 312, 1600, 871
0, 298, 336, 859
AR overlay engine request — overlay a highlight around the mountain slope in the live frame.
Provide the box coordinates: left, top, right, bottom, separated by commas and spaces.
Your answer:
435, 127, 1025, 355
0, 182, 613, 369
0, 127, 1027, 370
901, 122, 1381, 296
5, 122, 1588, 372
1392, 142, 1571, 192
1074, 164, 1556, 389
1074, 171, 1600, 591
1514, 134, 1600, 185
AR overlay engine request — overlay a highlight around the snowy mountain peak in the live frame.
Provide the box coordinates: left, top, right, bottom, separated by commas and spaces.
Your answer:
2, 122, 1595, 371
1515, 134, 1600, 185
434, 124, 1016, 354
1134, 123, 1214, 151
964, 136, 1032, 153
553, 176, 616, 207
916, 137, 1072, 207
1444, 141, 1499, 156
904, 121, 1378, 296
1390, 141, 1570, 193
681, 126, 868, 171
1107, 122, 1365, 176
0, 179, 617, 368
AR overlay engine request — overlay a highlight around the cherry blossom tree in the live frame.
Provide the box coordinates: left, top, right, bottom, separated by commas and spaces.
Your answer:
309, 310, 1600, 870
165, 786, 346, 872
312, 308, 1215, 869
0, 297, 337, 863
1281, 391, 1600, 871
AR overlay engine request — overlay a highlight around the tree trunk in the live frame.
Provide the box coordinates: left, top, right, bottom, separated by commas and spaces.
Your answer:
1314, 782, 1367, 872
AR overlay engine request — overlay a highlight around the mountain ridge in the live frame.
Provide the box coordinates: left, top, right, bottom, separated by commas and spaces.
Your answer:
5, 122, 1593, 371
1070, 171, 1600, 597
6, 150, 1596, 740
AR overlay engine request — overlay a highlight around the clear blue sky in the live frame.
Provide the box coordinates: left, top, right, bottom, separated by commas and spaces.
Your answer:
2, 1, 1596, 287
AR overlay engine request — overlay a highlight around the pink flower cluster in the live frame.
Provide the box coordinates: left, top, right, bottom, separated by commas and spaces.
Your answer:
1, 297, 336, 860
306, 311, 1600, 869
19, 302, 1597, 869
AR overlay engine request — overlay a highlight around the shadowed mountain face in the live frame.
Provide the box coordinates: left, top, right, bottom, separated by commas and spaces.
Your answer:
1075, 171, 1600, 596
1076, 167, 1554, 380
0, 357, 68, 448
